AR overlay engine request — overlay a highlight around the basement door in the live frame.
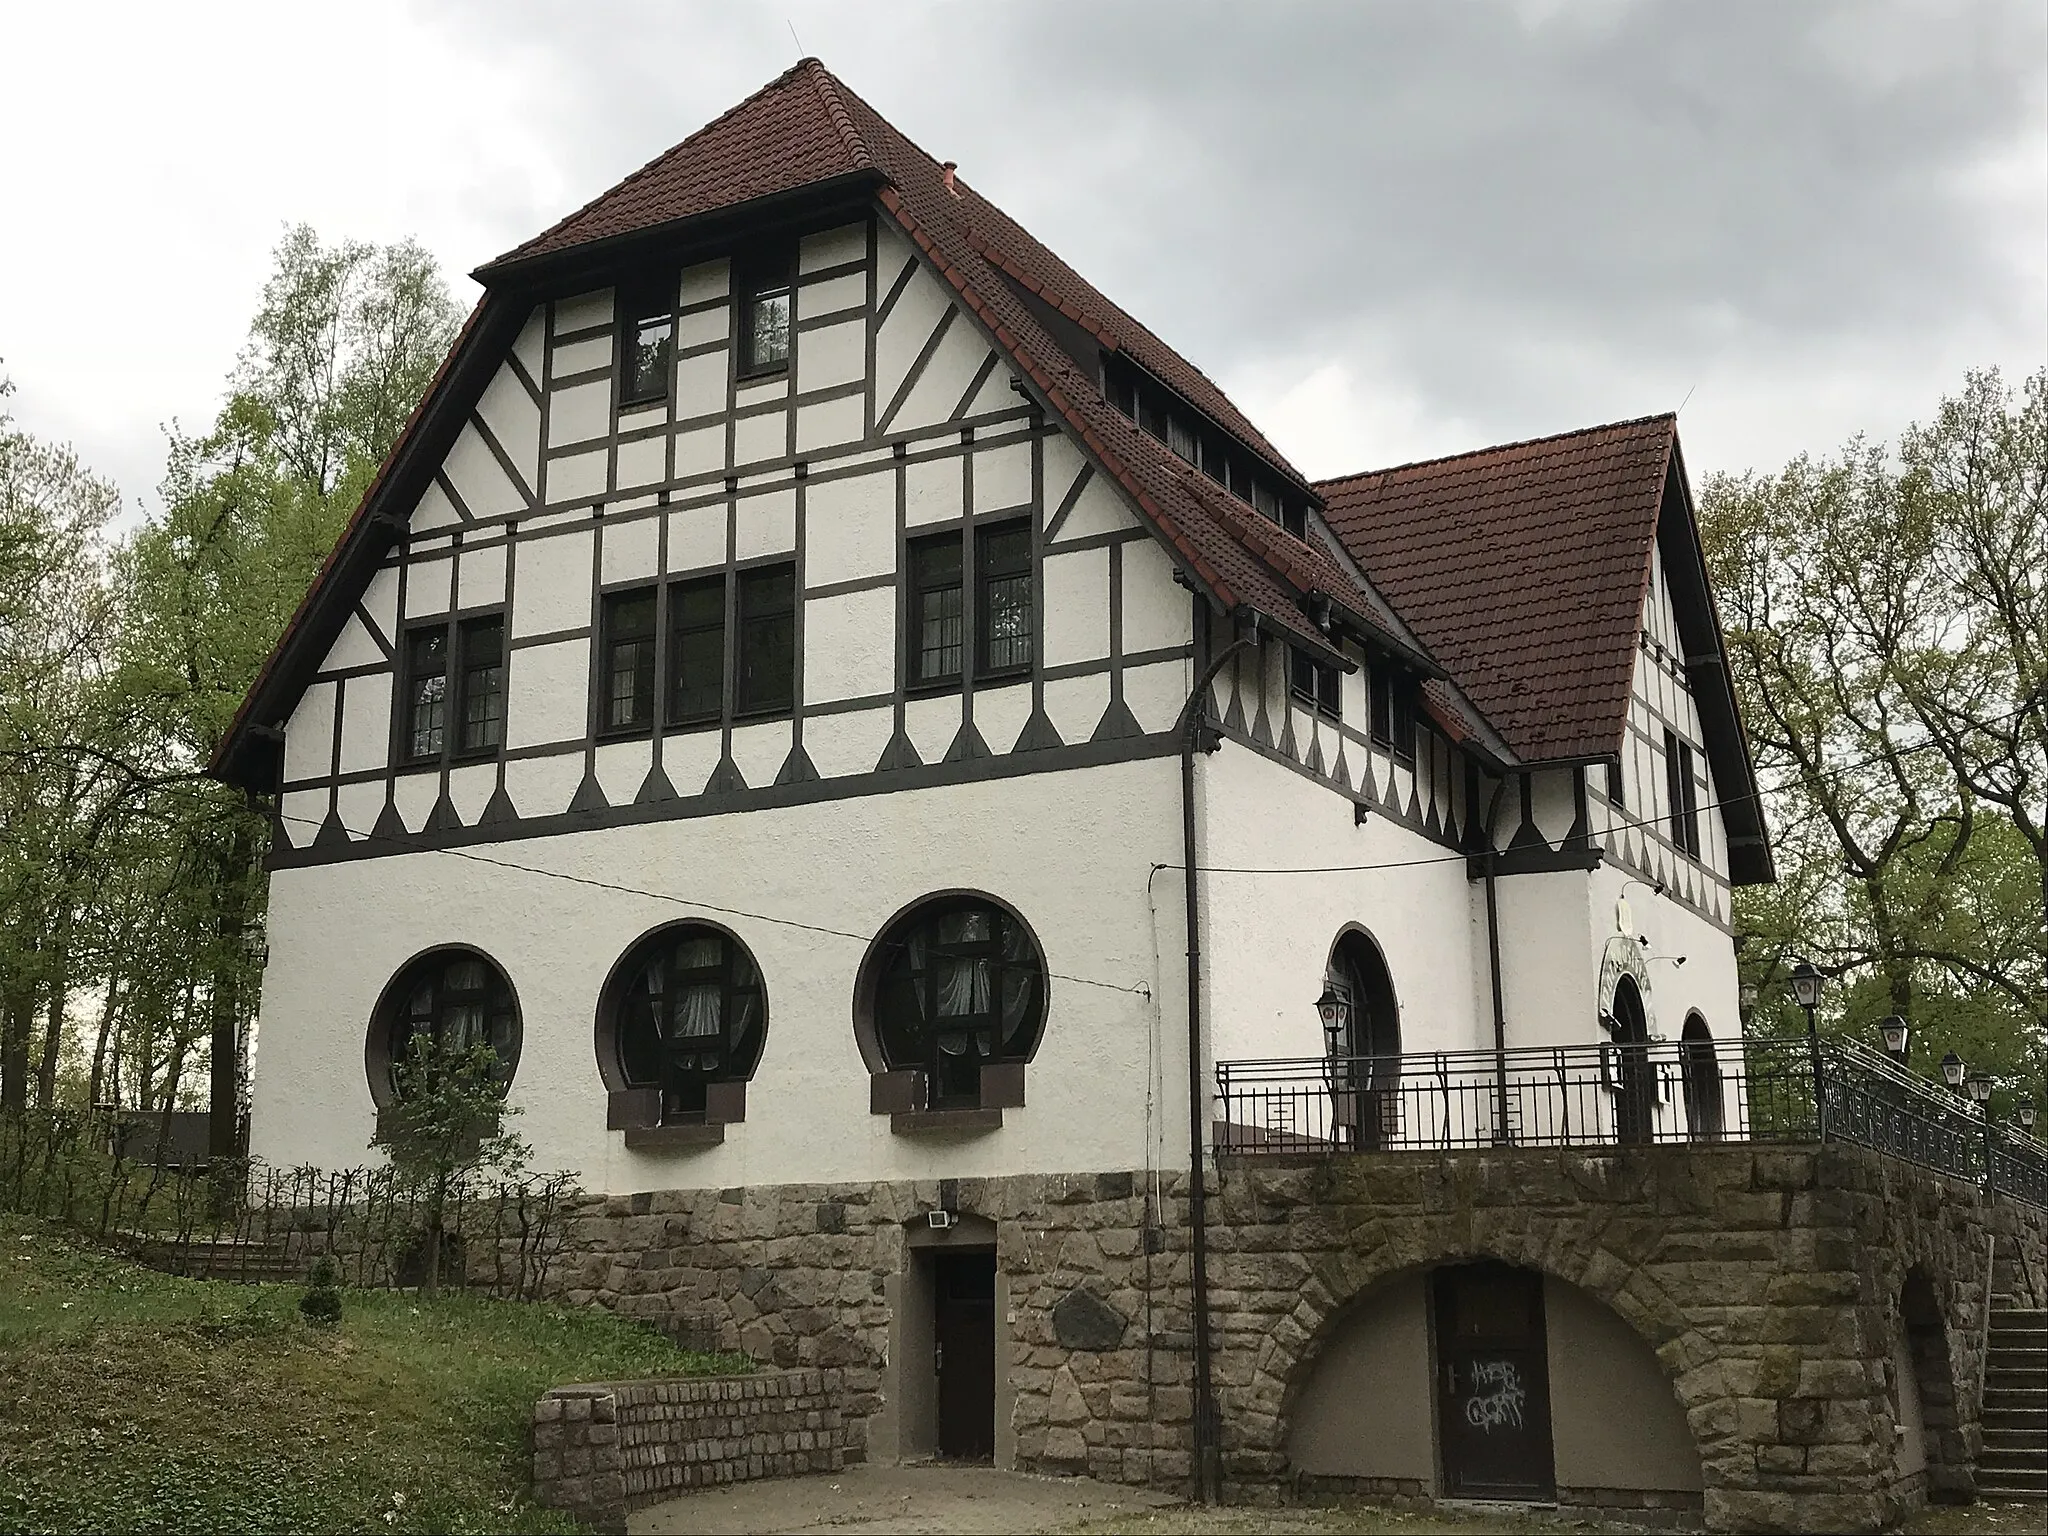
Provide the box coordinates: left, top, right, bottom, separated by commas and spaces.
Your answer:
1433, 1262, 1556, 1501
933, 1250, 996, 1461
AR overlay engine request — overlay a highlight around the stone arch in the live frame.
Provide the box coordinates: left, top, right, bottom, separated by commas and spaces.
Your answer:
1240, 1219, 1728, 1496
1895, 1267, 1966, 1503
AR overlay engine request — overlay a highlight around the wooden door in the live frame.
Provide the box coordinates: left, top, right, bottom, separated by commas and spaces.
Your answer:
934, 1251, 996, 1461
1433, 1262, 1555, 1501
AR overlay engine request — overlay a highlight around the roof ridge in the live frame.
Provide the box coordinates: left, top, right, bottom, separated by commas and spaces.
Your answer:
802, 59, 875, 171
1316, 413, 1677, 488
483, 57, 832, 271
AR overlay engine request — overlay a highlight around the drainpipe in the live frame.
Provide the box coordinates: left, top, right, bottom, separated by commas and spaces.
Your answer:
1481, 777, 1512, 1143
1179, 614, 1254, 1506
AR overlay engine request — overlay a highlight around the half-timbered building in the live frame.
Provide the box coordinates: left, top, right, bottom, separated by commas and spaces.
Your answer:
212, 60, 1782, 1510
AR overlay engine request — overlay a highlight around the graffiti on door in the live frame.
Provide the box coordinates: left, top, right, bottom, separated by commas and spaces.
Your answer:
1462, 1358, 1527, 1433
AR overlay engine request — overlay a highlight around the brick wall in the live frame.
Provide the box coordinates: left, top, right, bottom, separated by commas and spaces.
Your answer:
532, 1369, 850, 1530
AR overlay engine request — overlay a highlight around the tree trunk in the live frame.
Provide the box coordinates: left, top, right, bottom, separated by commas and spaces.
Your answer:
208, 818, 256, 1162
86, 978, 124, 1112
0, 988, 30, 1115
33, 929, 72, 1110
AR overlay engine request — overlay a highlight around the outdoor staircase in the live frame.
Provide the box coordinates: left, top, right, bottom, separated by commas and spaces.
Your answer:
118, 1233, 308, 1285
1978, 1306, 2048, 1503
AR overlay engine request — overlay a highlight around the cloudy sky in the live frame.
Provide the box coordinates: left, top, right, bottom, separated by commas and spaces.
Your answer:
3, 0, 2042, 517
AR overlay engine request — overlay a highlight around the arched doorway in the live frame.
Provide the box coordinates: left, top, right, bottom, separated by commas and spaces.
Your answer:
1328, 929, 1400, 1149
1609, 975, 1656, 1145
1680, 1013, 1724, 1140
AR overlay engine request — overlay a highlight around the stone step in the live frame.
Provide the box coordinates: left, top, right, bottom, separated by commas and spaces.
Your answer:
1988, 1330, 2048, 1352
1979, 1448, 2048, 1473
1982, 1427, 2048, 1456
1975, 1484, 2048, 1505
1986, 1367, 2048, 1392
1984, 1407, 2048, 1434
1991, 1309, 2048, 1328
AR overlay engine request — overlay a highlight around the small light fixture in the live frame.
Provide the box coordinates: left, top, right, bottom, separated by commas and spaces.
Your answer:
1965, 1071, 1994, 1107
1789, 960, 1823, 1012
1878, 1016, 1910, 1062
2019, 1102, 2038, 1132
1940, 1051, 1966, 1091
1739, 982, 1759, 1014
1316, 985, 1349, 1053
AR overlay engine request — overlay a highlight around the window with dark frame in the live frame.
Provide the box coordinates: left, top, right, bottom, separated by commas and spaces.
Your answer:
734, 564, 796, 717
1290, 646, 1340, 718
402, 628, 449, 762
667, 576, 726, 726
1370, 660, 1416, 760
612, 925, 766, 1123
1606, 757, 1626, 809
457, 616, 505, 755
601, 589, 658, 733
909, 533, 966, 687
1665, 729, 1701, 858
737, 250, 794, 377
870, 896, 1047, 1110
977, 521, 1033, 676
619, 277, 675, 407
377, 949, 521, 1104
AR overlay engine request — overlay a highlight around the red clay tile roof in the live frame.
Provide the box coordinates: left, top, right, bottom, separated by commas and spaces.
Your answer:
1318, 417, 1677, 763
482, 59, 1380, 658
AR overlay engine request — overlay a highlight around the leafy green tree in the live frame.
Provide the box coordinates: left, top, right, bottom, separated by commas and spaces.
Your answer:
371, 1034, 528, 1298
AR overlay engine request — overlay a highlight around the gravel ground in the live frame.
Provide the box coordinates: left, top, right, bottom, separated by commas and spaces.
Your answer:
628, 1464, 2047, 1536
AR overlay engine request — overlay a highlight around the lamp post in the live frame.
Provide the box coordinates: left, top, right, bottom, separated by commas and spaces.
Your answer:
1789, 960, 1826, 1139
1966, 1070, 1996, 1191
2020, 1102, 2039, 1135
1879, 1015, 1911, 1064
1316, 985, 1349, 1148
1940, 1051, 1966, 1094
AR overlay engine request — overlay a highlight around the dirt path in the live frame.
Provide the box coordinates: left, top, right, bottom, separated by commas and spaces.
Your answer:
629, 1464, 1181, 1535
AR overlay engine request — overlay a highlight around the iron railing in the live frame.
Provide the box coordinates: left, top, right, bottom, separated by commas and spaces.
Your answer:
1214, 1035, 2048, 1208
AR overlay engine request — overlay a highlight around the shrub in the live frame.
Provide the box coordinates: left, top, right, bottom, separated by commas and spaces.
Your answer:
299, 1256, 342, 1326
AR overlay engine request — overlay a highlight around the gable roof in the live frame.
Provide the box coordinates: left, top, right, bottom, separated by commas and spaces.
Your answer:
1318, 416, 1677, 764
1317, 417, 1772, 882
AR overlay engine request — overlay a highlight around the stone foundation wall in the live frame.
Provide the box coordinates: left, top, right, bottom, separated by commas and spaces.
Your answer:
543, 1146, 2047, 1534
532, 1370, 850, 1530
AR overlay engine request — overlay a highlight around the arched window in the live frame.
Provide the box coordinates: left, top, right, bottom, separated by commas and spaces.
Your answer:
1327, 928, 1400, 1149
863, 894, 1047, 1112
600, 923, 766, 1128
1680, 1012, 1724, 1140
1607, 975, 1656, 1146
368, 948, 521, 1108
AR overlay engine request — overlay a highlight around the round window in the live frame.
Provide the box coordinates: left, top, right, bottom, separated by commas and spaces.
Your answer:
867, 895, 1047, 1109
368, 948, 521, 1108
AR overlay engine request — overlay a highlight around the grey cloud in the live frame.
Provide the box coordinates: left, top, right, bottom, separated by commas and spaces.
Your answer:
425, 1, 2048, 472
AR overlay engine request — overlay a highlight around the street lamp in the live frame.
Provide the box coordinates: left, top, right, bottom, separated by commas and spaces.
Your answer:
1966, 1071, 1996, 1193
1789, 960, 1826, 1138
2019, 1102, 2039, 1134
1878, 1015, 1911, 1063
1940, 1051, 1966, 1093
1316, 985, 1350, 1149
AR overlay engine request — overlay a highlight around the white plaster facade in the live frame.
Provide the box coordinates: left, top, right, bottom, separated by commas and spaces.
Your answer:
243, 198, 1760, 1190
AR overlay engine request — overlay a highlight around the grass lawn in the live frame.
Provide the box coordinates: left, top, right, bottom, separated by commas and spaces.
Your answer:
0, 1212, 744, 1535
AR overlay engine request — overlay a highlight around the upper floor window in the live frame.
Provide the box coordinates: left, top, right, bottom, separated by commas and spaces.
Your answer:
1370, 660, 1416, 761
865, 895, 1047, 1111
401, 612, 504, 765
601, 590, 658, 733
734, 565, 796, 716
594, 566, 797, 736
737, 249, 794, 378
909, 522, 1034, 689
978, 522, 1033, 676
1665, 729, 1701, 858
619, 276, 674, 407
1605, 757, 1626, 809
1290, 647, 1340, 718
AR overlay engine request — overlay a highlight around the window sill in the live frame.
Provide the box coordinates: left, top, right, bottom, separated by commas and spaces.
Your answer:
619, 392, 668, 412
596, 722, 654, 743
731, 703, 795, 724
736, 363, 790, 384
890, 1107, 1003, 1136
977, 668, 1031, 690
448, 746, 500, 766
624, 1122, 726, 1151
904, 676, 964, 699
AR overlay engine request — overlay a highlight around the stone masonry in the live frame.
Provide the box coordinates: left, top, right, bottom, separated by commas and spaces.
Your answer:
532, 1369, 850, 1531
545, 1145, 2047, 1534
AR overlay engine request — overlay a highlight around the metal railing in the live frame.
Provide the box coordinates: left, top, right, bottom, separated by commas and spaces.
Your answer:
1213, 1036, 2048, 1208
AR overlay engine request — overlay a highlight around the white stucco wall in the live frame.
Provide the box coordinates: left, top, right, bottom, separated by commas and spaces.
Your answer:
253, 758, 1190, 1192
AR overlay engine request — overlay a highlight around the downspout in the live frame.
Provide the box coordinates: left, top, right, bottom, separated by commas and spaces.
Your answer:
1482, 776, 1512, 1143
1180, 610, 1255, 1506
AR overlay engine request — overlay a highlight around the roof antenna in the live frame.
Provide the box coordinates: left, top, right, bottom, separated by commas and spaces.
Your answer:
1675, 382, 1696, 416
787, 18, 805, 57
